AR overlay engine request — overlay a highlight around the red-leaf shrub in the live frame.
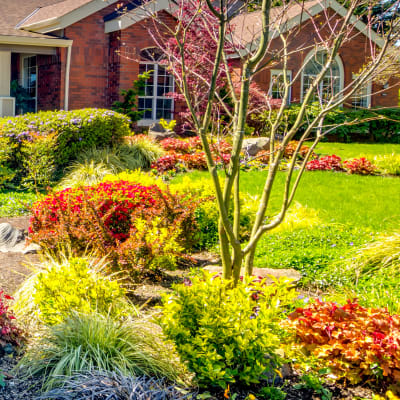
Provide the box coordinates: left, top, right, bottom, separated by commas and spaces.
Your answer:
0, 290, 23, 347
151, 153, 181, 173
187, 136, 202, 151
255, 150, 270, 164
343, 157, 377, 175
285, 300, 400, 384
29, 181, 200, 281
284, 141, 315, 159
160, 138, 191, 154
306, 155, 343, 171
180, 152, 208, 170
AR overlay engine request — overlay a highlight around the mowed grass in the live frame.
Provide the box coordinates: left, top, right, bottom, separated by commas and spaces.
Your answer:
177, 168, 400, 232
315, 142, 400, 159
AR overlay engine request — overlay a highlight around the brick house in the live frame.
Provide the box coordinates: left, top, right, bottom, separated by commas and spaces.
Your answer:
0, 0, 397, 123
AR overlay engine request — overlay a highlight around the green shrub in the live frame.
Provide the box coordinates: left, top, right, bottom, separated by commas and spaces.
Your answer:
13, 254, 129, 327
372, 153, 400, 175
18, 313, 189, 390
20, 132, 57, 190
0, 108, 130, 168
0, 136, 16, 187
159, 271, 298, 389
252, 105, 400, 143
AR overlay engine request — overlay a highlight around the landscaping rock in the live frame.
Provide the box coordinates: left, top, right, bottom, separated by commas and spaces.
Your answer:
0, 223, 40, 254
242, 137, 270, 156
203, 265, 301, 284
148, 122, 177, 141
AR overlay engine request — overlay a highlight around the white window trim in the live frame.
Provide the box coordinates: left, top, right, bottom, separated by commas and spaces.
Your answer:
269, 69, 292, 104
300, 49, 344, 103
138, 61, 175, 126
20, 54, 38, 113
351, 73, 372, 108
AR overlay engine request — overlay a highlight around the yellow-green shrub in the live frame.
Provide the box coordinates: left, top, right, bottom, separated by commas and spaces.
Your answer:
13, 254, 128, 327
159, 271, 298, 389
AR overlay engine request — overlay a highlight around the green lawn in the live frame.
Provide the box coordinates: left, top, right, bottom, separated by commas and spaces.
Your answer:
178, 169, 400, 232
315, 142, 400, 159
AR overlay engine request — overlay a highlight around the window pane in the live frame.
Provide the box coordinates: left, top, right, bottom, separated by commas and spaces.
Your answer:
302, 51, 341, 102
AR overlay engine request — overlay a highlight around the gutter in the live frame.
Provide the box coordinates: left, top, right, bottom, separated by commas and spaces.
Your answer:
0, 35, 73, 48
64, 42, 72, 111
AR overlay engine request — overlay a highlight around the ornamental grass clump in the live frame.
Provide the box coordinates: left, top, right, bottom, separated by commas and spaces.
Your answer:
39, 372, 193, 400
159, 271, 298, 389
373, 153, 400, 176
18, 313, 190, 390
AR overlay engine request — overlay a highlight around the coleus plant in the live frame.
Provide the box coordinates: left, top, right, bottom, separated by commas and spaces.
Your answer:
284, 300, 400, 384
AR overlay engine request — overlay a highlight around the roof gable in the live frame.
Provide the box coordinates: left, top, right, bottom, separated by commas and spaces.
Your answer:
19, 0, 119, 33
103, 0, 383, 48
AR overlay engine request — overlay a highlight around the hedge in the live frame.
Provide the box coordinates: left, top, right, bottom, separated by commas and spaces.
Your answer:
252, 105, 400, 143
0, 108, 131, 167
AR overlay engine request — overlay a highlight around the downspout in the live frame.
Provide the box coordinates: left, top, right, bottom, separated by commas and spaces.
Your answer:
64, 42, 72, 111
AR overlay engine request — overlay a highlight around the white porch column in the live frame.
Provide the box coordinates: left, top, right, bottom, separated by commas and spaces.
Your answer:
0, 51, 15, 117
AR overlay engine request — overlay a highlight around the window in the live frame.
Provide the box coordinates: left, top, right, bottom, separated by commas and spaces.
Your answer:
301, 51, 343, 103
351, 73, 371, 108
269, 69, 292, 103
21, 55, 37, 113
138, 48, 174, 123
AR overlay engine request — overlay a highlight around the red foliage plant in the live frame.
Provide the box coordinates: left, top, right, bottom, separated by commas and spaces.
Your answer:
29, 181, 200, 281
151, 136, 231, 173
0, 290, 23, 347
306, 155, 343, 171
160, 138, 191, 154
343, 157, 377, 175
285, 300, 400, 384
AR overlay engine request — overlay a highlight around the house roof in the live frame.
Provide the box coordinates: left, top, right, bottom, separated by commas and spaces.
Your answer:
0, 0, 64, 38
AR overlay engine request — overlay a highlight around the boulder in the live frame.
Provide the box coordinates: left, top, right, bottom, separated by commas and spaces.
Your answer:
0, 223, 40, 254
242, 137, 270, 156
203, 265, 301, 284
148, 122, 177, 141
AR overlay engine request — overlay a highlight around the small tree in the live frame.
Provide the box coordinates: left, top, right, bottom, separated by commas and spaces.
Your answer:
112, 72, 151, 125
129, 0, 400, 284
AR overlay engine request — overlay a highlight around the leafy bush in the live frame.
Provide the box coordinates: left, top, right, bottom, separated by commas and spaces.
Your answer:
29, 181, 199, 281
13, 254, 128, 327
285, 300, 400, 384
372, 153, 400, 175
0, 108, 130, 168
40, 372, 193, 400
253, 105, 400, 143
0, 136, 16, 187
343, 157, 377, 175
170, 176, 253, 249
160, 138, 191, 154
306, 155, 343, 171
18, 313, 189, 390
159, 271, 298, 389
0, 290, 23, 347
20, 132, 57, 190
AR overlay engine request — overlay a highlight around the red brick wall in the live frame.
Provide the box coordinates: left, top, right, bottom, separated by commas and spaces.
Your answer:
37, 53, 62, 110
252, 9, 398, 107
63, 3, 120, 110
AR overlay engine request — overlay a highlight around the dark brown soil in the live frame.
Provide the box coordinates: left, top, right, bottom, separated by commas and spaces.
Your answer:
0, 216, 38, 295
